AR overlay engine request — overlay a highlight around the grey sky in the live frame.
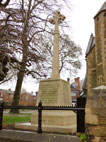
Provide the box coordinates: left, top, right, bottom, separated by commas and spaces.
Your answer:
70, 0, 106, 80
0, 0, 106, 92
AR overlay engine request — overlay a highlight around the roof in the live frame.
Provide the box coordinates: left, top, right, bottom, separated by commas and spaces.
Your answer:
82, 74, 87, 91
0, 89, 14, 94
94, 1, 106, 18
93, 85, 106, 90
86, 33, 95, 56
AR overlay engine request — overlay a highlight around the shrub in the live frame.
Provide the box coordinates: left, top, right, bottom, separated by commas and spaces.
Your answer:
80, 133, 87, 142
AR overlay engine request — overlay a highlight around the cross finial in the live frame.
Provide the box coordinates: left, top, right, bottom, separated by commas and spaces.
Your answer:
49, 11, 65, 79
49, 11, 65, 25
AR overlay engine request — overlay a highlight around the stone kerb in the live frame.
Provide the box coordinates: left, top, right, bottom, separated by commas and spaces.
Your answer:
85, 85, 106, 142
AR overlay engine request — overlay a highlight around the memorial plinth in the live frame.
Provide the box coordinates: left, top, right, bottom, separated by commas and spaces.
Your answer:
15, 79, 76, 134
36, 79, 72, 106
31, 79, 76, 134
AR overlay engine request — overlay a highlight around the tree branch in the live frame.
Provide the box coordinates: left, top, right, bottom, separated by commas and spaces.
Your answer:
0, 0, 10, 7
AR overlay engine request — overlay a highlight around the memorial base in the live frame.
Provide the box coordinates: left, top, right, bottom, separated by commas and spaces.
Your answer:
31, 110, 76, 126
15, 122, 76, 134
30, 110, 77, 134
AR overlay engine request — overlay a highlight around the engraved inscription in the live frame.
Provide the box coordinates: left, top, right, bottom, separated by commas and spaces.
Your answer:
40, 83, 59, 105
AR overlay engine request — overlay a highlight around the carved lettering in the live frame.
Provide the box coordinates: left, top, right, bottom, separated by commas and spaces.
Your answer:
40, 83, 59, 105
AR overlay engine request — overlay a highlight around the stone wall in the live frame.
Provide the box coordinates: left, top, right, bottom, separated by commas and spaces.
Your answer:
86, 47, 96, 97
85, 86, 106, 142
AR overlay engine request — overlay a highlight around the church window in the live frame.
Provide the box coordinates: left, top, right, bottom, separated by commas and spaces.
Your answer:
104, 29, 106, 38
98, 75, 102, 85
104, 12, 106, 17
0, 94, 3, 97
96, 17, 99, 21
26, 96, 28, 101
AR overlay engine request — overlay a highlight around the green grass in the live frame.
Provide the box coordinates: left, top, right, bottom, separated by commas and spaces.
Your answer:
3, 115, 31, 124
8, 113, 32, 115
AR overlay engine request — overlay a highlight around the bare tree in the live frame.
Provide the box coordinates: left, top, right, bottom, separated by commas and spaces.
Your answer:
0, 0, 10, 7
0, 0, 69, 113
59, 35, 82, 75
0, 0, 82, 113
35, 33, 82, 79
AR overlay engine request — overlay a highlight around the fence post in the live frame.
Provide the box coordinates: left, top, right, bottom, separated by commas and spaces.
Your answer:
77, 97, 86, 133
0, 99, 3, 130
37, 101, 42, 133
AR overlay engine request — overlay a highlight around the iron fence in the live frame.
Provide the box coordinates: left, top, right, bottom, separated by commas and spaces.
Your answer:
0, 100, 86, 133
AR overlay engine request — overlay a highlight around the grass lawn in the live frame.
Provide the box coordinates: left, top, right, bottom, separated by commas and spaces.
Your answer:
3, 115, 31, 124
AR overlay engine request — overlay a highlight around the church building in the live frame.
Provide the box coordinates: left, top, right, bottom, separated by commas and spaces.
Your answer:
86, 2, 106, 96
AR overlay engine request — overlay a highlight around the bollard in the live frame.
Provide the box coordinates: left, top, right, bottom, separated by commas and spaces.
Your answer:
0, 99, 3, 130
37, 101, 42, 133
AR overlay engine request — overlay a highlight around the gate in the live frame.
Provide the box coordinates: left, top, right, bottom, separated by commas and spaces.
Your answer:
77, 97, 86, 133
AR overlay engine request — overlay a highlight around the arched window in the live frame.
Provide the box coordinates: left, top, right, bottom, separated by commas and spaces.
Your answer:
104, 12, 106, 17
97, 17, 99, 21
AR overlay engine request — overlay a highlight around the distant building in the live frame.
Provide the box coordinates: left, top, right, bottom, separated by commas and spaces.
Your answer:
0, 89, 14, 105
19, 92, 36, 106
69, 77, 82, 106
0, 89, 37, 106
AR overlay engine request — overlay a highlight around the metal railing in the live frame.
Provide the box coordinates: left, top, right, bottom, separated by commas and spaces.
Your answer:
0, 101, 85, 133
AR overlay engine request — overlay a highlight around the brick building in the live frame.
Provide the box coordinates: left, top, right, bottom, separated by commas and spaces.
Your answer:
19, 92, 36, 106
71, 77, 81, 101
68, 77, 82, 106
0, 89, 37, 106
0, 89, 13, 105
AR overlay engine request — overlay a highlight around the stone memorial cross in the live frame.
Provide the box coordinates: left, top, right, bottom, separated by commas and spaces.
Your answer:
49, 11, 65, 79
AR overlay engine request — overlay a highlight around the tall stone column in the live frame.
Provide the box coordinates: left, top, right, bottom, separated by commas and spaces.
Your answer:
49, 11, 65, 79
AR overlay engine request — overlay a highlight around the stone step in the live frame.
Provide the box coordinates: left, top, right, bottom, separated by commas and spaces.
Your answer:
15, 122, 77, 134
0, 130, 80, 142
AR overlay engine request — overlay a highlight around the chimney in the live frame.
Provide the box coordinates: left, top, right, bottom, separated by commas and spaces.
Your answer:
74, 77, 80, 90
67, 78, 70, 83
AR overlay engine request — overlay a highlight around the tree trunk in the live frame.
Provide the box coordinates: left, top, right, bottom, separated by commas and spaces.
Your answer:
10, 0, 34, 113
10, 65, 25, 113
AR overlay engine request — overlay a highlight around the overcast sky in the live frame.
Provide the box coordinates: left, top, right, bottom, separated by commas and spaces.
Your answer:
69, 0, 106, 81
0, 0, 106, 92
